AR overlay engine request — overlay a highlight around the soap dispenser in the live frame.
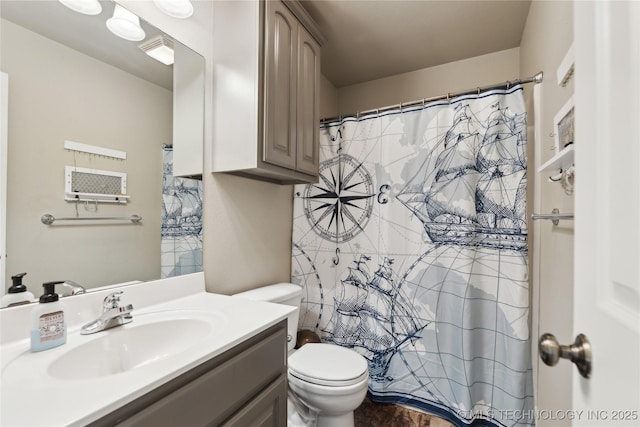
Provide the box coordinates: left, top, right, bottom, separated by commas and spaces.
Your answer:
31, 281, 67, 352
1, 273, 36, 308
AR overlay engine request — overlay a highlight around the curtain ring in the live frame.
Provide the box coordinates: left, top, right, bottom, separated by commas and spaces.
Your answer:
506, 80, 511, 89
422, 98, 426, 107
356, 112, 360, 121
477, 87, 481, 95
376, 108, 379, 116
400, 102, 403, 113
447, 93, 451, 103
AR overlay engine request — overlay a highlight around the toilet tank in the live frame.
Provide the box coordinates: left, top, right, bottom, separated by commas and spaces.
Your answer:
232, 283, 303, 351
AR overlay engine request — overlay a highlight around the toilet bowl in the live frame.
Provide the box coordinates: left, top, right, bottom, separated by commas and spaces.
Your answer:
288, 343, 369, 427
233, 283, 369, 427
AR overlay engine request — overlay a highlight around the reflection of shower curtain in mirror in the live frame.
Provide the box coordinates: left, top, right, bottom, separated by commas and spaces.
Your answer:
291, 86, 533, 427
161, 147, 203, 278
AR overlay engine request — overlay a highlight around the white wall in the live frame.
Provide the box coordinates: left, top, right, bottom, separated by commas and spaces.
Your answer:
336, 47, 520, 115
320, 74, 338, 119
1, 19, 169, 292
519, 0, 574, 420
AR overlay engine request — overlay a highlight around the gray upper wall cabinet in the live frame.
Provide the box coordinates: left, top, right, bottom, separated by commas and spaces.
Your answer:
212, 0, 324, 184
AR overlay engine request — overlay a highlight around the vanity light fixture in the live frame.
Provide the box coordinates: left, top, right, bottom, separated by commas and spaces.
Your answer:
139, 35, 175, 66
58, 0, 102, 15
106, 4, 146, 41
153, 0, 194, 19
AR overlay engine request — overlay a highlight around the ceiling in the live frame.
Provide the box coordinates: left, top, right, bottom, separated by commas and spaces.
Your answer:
2, 1, 532, 91
1, 0, 174, 90
300, 0, 532, 88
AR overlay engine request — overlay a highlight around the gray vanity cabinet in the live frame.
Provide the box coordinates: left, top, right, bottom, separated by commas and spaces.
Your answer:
211, 0, 324, 184
90, 321, 287, 427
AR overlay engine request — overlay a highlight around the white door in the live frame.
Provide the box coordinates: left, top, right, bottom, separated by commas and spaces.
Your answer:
560, 1, 640, 424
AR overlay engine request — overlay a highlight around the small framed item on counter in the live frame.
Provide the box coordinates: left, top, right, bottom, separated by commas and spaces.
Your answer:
554, 96, 574, 154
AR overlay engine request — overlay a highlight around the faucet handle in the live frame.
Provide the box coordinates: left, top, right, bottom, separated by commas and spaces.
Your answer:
103, 291, 124, 311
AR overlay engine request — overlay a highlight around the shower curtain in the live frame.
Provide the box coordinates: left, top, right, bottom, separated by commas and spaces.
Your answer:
291, 86, 534, 427
161, 147, 203, 278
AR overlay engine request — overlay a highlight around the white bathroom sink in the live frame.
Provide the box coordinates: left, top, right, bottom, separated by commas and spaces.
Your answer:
47, 311, 222, 380
2, 310, 224, 384
50, 313, 218, 379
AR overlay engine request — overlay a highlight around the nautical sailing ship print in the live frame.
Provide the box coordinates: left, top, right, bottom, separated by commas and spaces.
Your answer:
292, 86, 534, 427
324, 255, 430, 382
397, 102, 527, 251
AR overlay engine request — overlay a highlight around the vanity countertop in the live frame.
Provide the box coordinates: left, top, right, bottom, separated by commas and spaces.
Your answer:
0, 273, 294, 426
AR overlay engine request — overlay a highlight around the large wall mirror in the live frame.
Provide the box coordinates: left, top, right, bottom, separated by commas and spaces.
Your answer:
0, 0, 205, 301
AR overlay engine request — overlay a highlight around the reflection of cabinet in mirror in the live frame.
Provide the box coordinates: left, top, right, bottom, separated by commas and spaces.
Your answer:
173, 42, 204, 178
212, 0, 324, 184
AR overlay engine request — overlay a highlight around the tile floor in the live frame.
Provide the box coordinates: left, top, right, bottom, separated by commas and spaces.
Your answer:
354, 398, 455, 427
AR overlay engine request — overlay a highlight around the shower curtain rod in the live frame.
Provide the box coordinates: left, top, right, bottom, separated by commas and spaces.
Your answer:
321, 71, 543, 124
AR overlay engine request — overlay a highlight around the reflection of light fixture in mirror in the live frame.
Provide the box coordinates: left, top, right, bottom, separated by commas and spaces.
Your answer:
106, 4, 146, 41
153, 0, 194, 19
139, 36, 175, 66
58, 0, 102, 15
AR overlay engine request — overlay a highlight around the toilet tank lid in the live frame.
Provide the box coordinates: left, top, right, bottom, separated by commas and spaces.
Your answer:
232, 283, 302, 303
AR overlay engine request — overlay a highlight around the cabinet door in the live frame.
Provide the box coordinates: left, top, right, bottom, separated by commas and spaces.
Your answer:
296, 25, 320, 176
263, 0, 298, 170
221, 375, 287, 427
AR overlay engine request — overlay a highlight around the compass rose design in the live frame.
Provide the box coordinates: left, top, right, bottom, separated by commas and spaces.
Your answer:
303, 154, 375, 243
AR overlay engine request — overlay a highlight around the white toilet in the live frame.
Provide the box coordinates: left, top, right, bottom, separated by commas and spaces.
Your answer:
233, 283, 369, 427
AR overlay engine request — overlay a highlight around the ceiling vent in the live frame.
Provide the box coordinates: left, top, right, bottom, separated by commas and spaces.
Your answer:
139, 35, 175, 65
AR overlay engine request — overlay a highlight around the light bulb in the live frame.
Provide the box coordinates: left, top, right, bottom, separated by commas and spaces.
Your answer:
106, 4, 146, 42
153, 0, 194, 19
58, 0, 102, 15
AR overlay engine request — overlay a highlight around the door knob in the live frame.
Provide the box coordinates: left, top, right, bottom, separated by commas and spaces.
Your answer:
538, 333, 592, 379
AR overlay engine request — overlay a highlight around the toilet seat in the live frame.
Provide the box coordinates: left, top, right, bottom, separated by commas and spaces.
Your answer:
288, 343, 368, 387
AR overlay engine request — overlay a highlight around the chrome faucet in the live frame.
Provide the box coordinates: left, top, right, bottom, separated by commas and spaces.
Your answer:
80, 291, 133, 335
59, 280, 86, 297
